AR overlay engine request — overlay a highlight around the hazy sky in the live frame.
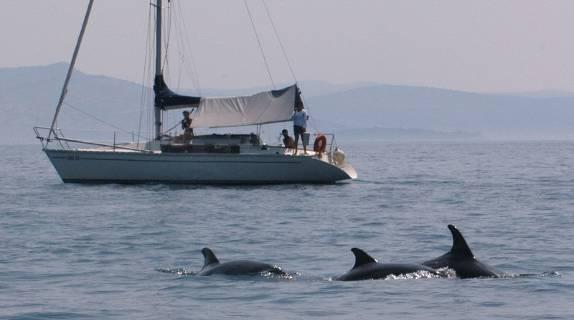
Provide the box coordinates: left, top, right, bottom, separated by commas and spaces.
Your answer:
2, 0, 574, 93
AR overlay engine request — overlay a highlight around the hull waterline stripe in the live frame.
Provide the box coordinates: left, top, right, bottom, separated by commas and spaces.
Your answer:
49, 156, 301, 165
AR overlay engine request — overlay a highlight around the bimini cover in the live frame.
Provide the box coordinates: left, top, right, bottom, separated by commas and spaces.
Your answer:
191, 84, 301, 128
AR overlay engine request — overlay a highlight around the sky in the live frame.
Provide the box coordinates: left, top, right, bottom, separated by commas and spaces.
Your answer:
2, 0, 574, 93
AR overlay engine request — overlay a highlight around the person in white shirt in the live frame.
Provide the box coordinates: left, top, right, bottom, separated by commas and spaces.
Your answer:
291, 105, 308, 155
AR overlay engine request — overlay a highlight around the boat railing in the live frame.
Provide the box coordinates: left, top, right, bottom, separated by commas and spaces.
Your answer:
275, 132, 339, 161
34, 126, 70, 150
307, 132, 337, 155
33, 126, 151, 153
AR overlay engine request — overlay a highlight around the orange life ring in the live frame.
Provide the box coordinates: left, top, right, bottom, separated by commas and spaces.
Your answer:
313, 135, 327, 153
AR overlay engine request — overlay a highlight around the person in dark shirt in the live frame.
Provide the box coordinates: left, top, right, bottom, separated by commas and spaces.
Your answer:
181, 110, 194, 142
281, 129, 295, 152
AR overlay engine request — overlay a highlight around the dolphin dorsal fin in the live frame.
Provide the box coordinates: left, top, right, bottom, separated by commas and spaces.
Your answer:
351, 248, 378, 269
448, 225, 475, 258
201, 247, 220, 268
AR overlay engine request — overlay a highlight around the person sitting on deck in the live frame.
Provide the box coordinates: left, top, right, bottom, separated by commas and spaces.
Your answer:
181, 110, 194, 142
249, 133, 260, 145
281, 129, 295, 152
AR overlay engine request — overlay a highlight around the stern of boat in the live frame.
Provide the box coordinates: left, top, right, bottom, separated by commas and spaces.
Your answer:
289, 133, 358, 182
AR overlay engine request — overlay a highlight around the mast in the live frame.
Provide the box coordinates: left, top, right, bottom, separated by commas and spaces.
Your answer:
48, 0, 95, 140
154, 0, 163, 140
152, 0, 200, 135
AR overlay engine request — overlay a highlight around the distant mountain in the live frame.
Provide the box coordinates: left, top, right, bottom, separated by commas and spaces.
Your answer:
181, 80, 379, 98
500, 90, 574, 98
306, 84, 574, 140
2, 63, 574, 145
0, 64, 380, 145
1, 63, 146, 145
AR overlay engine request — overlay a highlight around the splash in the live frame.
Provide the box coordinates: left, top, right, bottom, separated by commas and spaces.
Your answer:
156, 267, 196, 276
261, 270, 299, 280
385, 270, 442, 280
502, 271, 561, 279
435, 267, 457, 279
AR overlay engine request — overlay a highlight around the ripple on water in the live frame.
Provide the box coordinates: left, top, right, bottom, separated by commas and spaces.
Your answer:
2, 143, 574, 319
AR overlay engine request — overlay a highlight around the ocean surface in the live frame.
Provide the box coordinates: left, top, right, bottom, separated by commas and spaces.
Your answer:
1, 141, 573, 319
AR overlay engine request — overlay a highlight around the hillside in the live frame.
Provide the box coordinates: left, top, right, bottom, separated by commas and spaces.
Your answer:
306, 85, 574, 139
2, 63, 574, 144
1, 63, 145, 144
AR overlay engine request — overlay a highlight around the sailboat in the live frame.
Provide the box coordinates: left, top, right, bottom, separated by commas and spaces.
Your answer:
34, 0, 357, 184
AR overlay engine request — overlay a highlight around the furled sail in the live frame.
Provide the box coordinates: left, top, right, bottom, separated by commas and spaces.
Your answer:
191, 84, 302, 128
154, 75, 201, 109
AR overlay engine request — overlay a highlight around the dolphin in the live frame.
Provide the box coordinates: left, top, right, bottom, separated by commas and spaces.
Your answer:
422, 225, 500, 278
336, 248, 438, 281
197, 248, 286, 276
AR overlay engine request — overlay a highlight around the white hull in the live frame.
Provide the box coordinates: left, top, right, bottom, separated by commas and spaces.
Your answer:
44, 149, 357, 184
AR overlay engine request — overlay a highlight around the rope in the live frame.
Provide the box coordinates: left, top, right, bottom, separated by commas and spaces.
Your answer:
163, 121, 180, 135
243, 0, 276, 89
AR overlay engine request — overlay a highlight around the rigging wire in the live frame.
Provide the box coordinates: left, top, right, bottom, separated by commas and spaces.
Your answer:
259, 0, 315, 131
261, 0, 297, 83
159, 1, 175, 137
243, 0, 281, 133
63, 101, 147, 140
174, 0, 202, 95
137, 2, 154, 145
168, 4, 184, 92
174, 4, 185, 92
243, 0, 276, 89
163, 121, 181, 135
158, 1, 204, 136
162, 0, 173, 73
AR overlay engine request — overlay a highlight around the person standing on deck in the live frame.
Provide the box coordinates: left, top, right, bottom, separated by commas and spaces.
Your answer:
181, 110, 194, 142
291, 105, 308, 155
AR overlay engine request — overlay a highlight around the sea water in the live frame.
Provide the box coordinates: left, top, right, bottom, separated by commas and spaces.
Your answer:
1, 141, 573, 319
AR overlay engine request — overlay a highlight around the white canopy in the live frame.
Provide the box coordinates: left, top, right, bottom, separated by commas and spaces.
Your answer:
190, 85, 298, 128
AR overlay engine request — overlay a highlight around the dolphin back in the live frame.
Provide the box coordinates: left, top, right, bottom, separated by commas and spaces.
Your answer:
201, 247, 220, 270
448, 225, 474, 258
199, 260, 285, 276
198, 248, 285, 276
351, 248, 378, 269
422, 225, 500, 278
337, 248, 438, 281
